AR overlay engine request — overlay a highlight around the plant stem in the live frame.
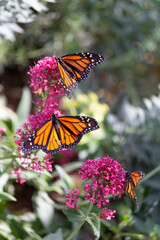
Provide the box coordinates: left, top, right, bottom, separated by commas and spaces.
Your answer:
65, 202, 94, 240
142, 165, 160, 182
65, 220, 85, 240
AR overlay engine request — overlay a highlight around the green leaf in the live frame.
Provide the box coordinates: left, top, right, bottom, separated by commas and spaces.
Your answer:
0, 144, 15, 154
43, 229, 63, 240
55, 165, 75, 194
0, 192, 16, 201
33, 191, 54, 231
86, 214, 100, 240
63, 209, 83, 222
16, 86, 31, 129
0, 173, 9, 191
52, 161, 82, 178
25, 227, 42, 240
46, 180, 64, 195
0, 220, 13, 239
9, 218, 27, 239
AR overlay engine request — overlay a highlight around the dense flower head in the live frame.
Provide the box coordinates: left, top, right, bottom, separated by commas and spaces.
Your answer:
28, 55, 64, 97
65, 188, 81, 210
78, 156, 125, 208
65, 156, 125, 221
13, 56, 66, 181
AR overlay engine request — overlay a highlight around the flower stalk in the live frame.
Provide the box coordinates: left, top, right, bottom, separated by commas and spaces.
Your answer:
66, 202, 94, 240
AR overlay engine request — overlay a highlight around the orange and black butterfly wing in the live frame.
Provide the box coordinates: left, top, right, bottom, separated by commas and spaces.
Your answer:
125, 171, 144, 208
125, 175, 137, 200
22, 119, 61, 154
56, 60, 78, 99
131, 171, 144, 186
56, 52, 104, 99
58, 116, 99, 149
61, 52, 104, 83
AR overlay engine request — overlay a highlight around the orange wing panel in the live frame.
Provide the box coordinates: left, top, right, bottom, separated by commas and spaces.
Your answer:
46, 127, 60, 151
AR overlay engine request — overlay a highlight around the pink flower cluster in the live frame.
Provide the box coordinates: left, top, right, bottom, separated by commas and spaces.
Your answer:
28, 56, 64, 97
15, 56, 64, 153
79, 156, 125, 207
65, 188, 81, 210
14, 55, 66, 180
99, 208, 116, 220
65, 156, 125, 220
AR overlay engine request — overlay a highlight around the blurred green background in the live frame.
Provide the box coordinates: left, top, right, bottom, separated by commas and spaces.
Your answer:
0, 0, 160, 239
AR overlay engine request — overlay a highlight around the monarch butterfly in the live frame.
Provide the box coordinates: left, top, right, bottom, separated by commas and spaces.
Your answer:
56, 52, 104, 99
124, 171, 145, 208
22, 113, 99, 154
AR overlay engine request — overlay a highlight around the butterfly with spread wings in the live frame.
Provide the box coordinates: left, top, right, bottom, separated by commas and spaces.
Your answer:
22, 114, 99, 154
56, 52, 104, 99
124, 171, 145, 208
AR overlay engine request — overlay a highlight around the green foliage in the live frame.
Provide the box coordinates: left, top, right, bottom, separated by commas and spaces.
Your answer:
86, 214, 100, 240
0, 0, 160, 239
62, 91, 116, 159
0, 89, 159, 239
43, 230, 63, 240
109, 88, 160, 170
1, 0, 160, 100
103, 89, 160, 239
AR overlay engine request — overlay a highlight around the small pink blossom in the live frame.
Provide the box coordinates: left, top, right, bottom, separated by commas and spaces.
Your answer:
0, 126, 6, 139
10, 167, 26, 184
99, 208, 116, 220
28, 55, 64, 97
43, 154, 54, 172
65, 188, 81, 210
78, 156, 125, 208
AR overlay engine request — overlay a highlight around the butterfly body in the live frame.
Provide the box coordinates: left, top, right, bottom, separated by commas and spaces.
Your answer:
124, 171, 145, 208
56, 52, 104, 99
22, 114, 99, 155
